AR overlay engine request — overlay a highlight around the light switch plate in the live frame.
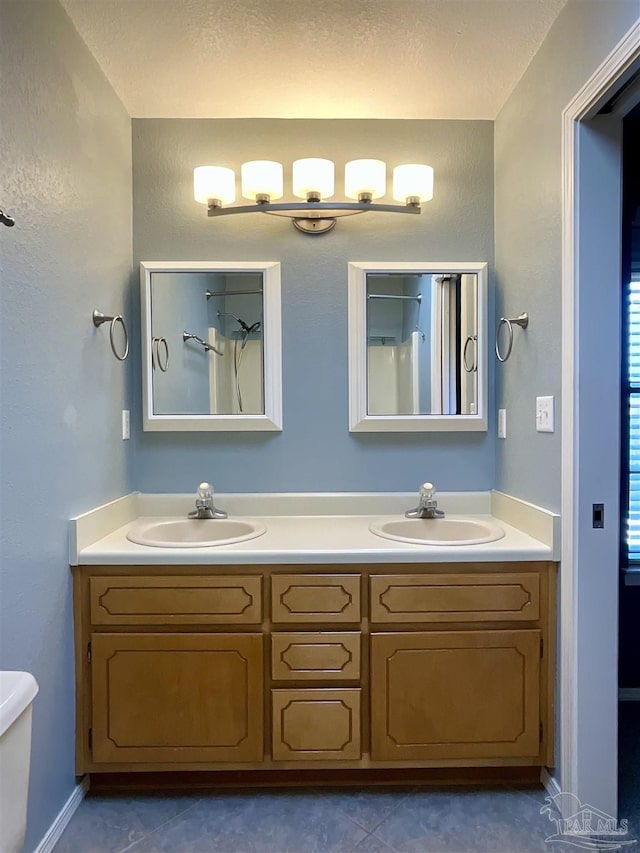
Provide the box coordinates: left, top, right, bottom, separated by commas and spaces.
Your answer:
122, 409, 130, 440
498, 409, 506, 439
536, 396, 554, 433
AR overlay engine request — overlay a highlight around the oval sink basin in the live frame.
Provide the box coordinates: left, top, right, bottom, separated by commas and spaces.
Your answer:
126, 518, 266, 548
369, 516, 505, 546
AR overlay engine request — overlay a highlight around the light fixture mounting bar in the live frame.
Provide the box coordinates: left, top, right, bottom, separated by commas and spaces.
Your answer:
206, 201, 421, 217
206, 199, 421, 234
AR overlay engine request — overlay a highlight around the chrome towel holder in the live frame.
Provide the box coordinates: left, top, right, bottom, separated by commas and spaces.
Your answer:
496, 312, 529, 362
463, 334, 478, 373
93, 309, 129, 361
152, 336, 169, 372
183, 330, 223, 356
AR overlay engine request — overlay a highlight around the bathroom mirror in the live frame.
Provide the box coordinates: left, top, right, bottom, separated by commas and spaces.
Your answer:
348, 261, 487, 432
140, 261, 282, 431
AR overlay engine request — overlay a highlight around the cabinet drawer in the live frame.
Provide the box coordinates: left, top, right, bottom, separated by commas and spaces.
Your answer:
370, 573, 540, 623
90, 576, 262, 625
271, 633, 361, 681
272, 689, 361, 760
271, 575, 360, 624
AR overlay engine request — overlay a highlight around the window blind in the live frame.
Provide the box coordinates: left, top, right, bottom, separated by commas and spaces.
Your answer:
626, 277, 640, 560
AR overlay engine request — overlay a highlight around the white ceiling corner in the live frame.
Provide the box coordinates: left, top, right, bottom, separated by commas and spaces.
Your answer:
60, 0, 568, 120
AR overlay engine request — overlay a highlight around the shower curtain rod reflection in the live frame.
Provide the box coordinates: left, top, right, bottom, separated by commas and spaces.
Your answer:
206, 289, 263, 299
367, 293, 422, 303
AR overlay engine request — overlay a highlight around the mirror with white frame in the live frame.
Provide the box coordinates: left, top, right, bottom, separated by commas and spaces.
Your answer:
140, 261, 282, 431
348, 261, 487, 432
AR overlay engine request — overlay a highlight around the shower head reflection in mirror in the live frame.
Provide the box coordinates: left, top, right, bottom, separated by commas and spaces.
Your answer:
140, 261, 282, 432
216, 311, 263, 413
348, 261, 487, 432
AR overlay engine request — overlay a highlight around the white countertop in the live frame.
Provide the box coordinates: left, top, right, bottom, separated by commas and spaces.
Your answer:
71, 492, 559, 566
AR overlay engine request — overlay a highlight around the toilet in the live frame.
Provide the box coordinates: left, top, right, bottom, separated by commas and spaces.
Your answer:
0, 671, 38, 853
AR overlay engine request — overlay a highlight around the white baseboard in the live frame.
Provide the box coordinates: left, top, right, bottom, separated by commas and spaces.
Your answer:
34, 776, 89, 853
540, 767, 561, 803
619, 688, 640, 701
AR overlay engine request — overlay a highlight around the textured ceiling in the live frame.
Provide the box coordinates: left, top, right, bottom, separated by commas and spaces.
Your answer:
60, 0, 567, 119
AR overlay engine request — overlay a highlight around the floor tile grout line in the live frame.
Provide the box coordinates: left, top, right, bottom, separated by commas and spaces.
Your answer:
368, 829, 403, 852
331, 785, 420, 835
332, 788, 416, 832
116, 796, 205, 853
357, 794, 411, 835
505, 783, 547, 809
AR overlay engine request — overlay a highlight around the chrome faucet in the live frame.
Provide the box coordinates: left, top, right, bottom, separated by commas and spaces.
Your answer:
405, 482, 445, 519
188, 482, 228, 519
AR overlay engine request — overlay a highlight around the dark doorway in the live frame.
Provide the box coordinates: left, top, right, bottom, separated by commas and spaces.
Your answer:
619, 102, 640, 830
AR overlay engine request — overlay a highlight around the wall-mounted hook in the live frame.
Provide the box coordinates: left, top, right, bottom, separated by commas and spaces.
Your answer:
93, 309, 129, 361
0, 209, 15, 227
496, 312, 528, 363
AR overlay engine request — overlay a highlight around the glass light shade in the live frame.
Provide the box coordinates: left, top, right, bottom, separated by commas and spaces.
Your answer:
292, 158, 335, 200
344, 159, 386, 200
392, 164, 434, 203
194, 166, 236, 205
241, 160, 284, 201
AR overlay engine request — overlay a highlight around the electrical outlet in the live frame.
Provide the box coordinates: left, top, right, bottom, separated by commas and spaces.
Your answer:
122, 409, 130, 440
498, 408, 506, 439
536, 396, 554, 433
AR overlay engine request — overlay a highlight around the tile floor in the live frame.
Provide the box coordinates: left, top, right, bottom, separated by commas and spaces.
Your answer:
53, 704, 640, 853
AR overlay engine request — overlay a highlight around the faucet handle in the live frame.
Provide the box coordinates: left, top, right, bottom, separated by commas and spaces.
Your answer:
197, 482, 213, 500
420, 482, 435, 500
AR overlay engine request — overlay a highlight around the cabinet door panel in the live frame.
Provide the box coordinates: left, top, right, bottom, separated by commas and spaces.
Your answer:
370, 574, 540, 623
271, 633, 361, 681
272, 689, 361, 760
371, 630, 540, 761
91, 633, 263, 763
271, 575, 360, 624
90, 576, 262, 625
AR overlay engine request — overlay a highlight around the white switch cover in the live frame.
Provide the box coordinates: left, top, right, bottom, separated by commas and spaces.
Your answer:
536, 396, 554, 433
498, 409, 507, 439
122, 409, 130, 440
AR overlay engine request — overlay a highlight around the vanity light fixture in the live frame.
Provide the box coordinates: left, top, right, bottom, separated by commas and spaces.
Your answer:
193, 159, 433, 234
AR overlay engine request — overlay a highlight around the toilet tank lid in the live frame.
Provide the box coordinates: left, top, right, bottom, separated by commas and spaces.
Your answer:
0, 672, 38, 736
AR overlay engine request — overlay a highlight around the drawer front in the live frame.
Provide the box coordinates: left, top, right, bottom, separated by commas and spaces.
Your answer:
271, 633, 361, 681
271, 575, 361, 624
90, 576, 262, 625
370, 573, 540, 623
272, 688, 361, 761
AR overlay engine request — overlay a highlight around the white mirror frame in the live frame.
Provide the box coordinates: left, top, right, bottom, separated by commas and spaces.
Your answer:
140, 261, 282, 432
348, 261, 488, 432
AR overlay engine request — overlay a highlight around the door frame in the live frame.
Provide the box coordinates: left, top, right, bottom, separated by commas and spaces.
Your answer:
561, 18, 640, 813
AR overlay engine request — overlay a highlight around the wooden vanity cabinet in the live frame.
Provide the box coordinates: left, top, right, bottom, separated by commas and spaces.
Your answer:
73, 562, 555, 778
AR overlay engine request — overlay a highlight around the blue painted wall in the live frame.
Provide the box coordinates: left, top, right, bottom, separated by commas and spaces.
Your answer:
494, 0, 640, 512
132, 118, 495, 493
0, 2, 133, 848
